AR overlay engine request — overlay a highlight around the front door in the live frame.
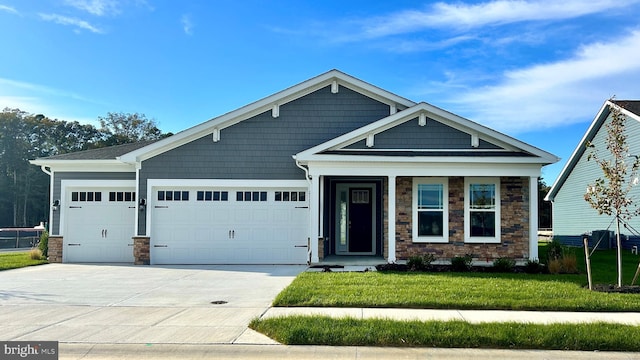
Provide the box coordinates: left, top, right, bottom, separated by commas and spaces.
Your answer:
335, 183, 375, 255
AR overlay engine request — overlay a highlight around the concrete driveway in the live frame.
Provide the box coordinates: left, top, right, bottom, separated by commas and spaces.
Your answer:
0, 263, 305, 344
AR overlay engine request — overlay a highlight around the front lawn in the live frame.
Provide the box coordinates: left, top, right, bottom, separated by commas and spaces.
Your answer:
0, 251, 48, 271
273, 247, 640, 311
273, 271, 640, 311
250, 316, 640, 351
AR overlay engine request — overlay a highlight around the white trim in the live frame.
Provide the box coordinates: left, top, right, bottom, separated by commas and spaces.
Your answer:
310, 175, 320, 263
29, 160, 135, 173
412, 177, 449, 243
388, 175, 396, 263
308, 161, 542, 178
529, 176, 539, 260
464, 177, 501, 244
146, 179, 309, 188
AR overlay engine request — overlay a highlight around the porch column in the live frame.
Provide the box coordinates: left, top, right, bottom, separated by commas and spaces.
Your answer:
310, 174, 320, 263
388, 175, 396, 263
529, 176, 539, 261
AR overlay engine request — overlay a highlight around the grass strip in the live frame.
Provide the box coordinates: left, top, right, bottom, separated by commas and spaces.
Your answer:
0, 252, 48, 271
273, 271, 640, 311
250, 316, 640, 351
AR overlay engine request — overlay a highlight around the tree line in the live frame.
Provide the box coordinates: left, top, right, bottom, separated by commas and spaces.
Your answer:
0, 108, 170, 228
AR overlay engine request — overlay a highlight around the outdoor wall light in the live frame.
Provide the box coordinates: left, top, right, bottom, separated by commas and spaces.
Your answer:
52, 199, 60, 211
139, 198, 146, 211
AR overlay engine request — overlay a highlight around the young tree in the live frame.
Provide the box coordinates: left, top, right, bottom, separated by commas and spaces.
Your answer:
584, 101, 640, 287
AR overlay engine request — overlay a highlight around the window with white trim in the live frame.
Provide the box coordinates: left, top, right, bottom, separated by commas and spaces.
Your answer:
413, 177, 448, 243
464, 177, 500, 243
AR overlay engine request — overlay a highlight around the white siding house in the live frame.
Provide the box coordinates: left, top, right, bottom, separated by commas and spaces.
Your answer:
546, 100, 640, 248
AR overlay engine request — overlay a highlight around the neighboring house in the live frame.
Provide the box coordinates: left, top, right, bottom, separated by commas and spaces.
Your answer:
545, 100, 640, 249
30, 70, 558, 265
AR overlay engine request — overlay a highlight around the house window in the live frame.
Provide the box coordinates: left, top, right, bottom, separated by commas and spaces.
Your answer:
275, 191, 306, 202
464, 177, 501, 243
412, 177, 448, 243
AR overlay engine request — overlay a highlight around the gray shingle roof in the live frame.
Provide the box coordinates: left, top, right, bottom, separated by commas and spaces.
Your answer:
40, 140, 159, 160
613, 100, 640, 117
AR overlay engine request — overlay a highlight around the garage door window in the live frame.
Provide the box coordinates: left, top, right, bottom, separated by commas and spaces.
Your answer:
109, 191, 136, 202
196, 191, 229, 201
236, 191, 267, 201
275, 191, 306, 202
157, 190, 189, 201
72, 191, 102, 202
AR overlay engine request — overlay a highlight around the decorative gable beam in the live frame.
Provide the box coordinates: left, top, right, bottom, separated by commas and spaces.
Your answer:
418, 113, 427, 126
212, 128, 220, 142
331, 80, 339, 94
366, 133, 375, 148
471, 133, 480, 148
390, 104, 397, 115
272, 104, 280, 118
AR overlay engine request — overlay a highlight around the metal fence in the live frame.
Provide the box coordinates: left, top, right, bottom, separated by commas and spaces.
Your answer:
0, 228, 44, 249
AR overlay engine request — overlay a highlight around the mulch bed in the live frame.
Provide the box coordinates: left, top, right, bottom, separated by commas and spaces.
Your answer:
591, 284, 640, 294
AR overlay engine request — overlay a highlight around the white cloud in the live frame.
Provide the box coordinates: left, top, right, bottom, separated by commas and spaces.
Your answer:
351, 0, 638, 40
442, 30, 640, 133
181, 14, 193, 35
64, 0, 120, 16
39, 13, 104, 33
0, 4, 18, 14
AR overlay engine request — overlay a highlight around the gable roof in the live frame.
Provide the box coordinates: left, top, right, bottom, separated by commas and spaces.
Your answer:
36, 140, 160, 161
295, 102, 559, 165
545, 99, 640, 201
118, 69, 416, 164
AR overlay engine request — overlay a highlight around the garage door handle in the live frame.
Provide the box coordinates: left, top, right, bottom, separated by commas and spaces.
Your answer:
154, 245, 168, 248
155, 206, 169, 209
294, 245, 308, 248
69, 206, 82, 209
295, 206, 309, 209
68, 243, 81, 246
128, 243, 134, 246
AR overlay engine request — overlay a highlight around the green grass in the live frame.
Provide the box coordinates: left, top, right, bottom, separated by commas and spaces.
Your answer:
273, 247, 640, 311
0, 251, 48, 271
250, 316, 640, 351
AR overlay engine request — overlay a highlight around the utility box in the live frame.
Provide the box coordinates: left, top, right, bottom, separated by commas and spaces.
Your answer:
591, 230, 614, 250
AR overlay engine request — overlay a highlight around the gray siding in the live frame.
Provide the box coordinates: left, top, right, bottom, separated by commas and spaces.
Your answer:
138, 85, 391, 234
345, 117, 501, 150
553, 113, 640, 238
51, 172, 135, 234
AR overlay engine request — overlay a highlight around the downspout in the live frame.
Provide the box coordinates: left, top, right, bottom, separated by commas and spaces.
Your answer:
293, 155, 313, 263
39, 166, 53, 233
39, 165, 52, 176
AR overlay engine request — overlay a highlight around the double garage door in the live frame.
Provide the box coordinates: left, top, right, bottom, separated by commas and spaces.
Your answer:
150, 186, 310, 265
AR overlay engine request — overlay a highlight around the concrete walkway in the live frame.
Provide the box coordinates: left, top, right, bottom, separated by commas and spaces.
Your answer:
262, 307, 640, 325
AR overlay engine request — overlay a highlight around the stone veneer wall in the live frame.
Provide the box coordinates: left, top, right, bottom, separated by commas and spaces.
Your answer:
392, 176, 530, 262
48, 236, 63, 263
133, 237, 150, 265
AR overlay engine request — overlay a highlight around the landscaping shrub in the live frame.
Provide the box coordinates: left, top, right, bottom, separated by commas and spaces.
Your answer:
450, 254, 472, 272
546, 238, 564, 262
523, 259, 545, 274
29, 248, 44, 260
548, 259, 562, 274
407, 253, 435, 271
561, 253, 579, 274
492, 257, 516, 273
38, 231, 48, 258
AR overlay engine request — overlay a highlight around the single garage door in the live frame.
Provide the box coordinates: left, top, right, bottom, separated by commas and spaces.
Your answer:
64, 188, 136, 263
150, 186, 309, 264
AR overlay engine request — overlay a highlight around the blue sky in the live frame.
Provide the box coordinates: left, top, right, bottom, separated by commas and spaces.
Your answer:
2, 0, 640, 184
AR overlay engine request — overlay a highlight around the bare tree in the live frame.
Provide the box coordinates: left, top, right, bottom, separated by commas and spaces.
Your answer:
584, 101, 640, 287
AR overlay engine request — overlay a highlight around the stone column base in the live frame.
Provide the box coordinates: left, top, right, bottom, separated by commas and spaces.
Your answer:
48, 236, 63, 263
133, 236, 150, 265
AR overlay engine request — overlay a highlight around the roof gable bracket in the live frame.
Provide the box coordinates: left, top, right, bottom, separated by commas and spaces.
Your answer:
390, 104, 397, 115
418, 113, 427, 126
272, 104, 280, 118
471, 133, 480, 148
366, 133, 375, 148
212, 128, 221, 142
331, 80, 339, 94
